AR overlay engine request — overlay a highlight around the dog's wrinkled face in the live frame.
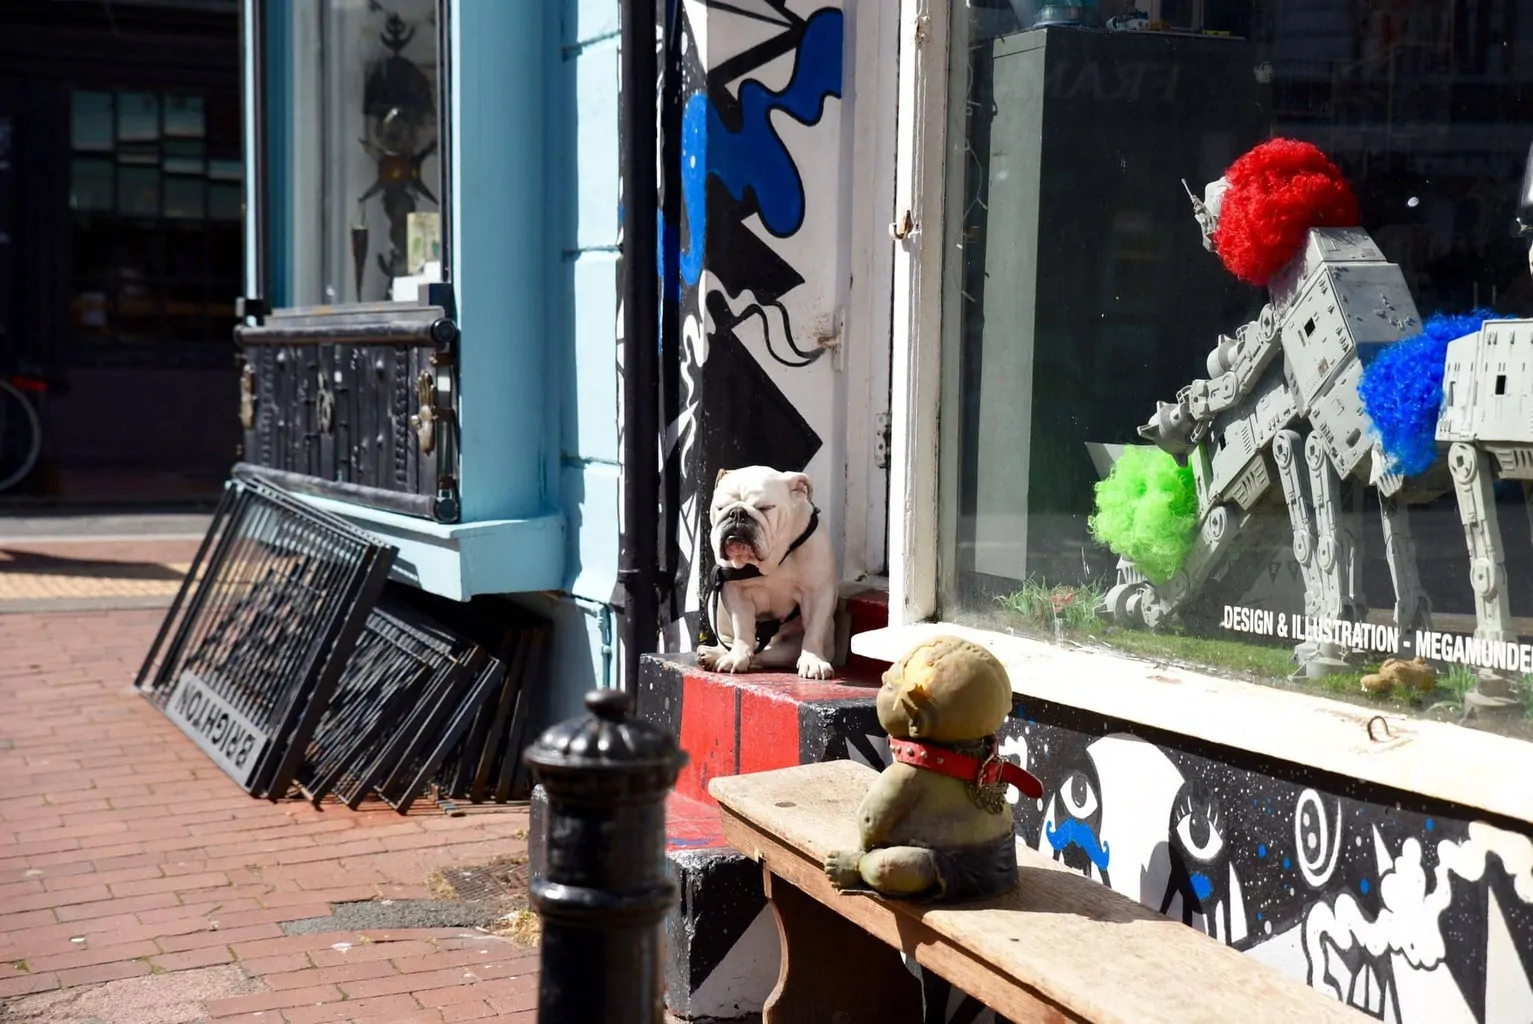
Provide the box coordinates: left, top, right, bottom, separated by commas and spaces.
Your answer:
709, 466, 813, 570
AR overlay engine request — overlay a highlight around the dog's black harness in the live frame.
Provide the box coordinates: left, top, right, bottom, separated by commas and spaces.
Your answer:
702, 506, 820, 650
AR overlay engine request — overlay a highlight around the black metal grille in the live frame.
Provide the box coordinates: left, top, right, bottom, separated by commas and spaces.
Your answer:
444, 623, 545, 803
297, 593, 480, 807
135, 473, 395, 798
378, 655, 504, 814
296, 586, 549, 814
458, 623, 546, 804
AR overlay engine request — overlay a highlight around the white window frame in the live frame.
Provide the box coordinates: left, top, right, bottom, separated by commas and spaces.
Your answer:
841, 0, 902, 582
874, 0, 1533, 827
887, 0, 949, 622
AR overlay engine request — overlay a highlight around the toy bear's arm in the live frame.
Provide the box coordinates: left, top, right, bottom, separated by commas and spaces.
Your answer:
856, 764, 922, 849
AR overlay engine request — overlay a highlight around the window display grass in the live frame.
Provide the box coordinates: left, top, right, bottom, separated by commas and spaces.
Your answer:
998, 578, 1108, 634
996, 581, 1533, 741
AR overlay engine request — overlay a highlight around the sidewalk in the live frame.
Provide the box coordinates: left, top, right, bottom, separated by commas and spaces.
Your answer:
0, 608, 539, 1023
0, 516, 209, 614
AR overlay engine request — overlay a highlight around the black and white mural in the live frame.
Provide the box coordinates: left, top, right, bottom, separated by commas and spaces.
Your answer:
656, 0, 844, 650
1001, 705, 1533, 1023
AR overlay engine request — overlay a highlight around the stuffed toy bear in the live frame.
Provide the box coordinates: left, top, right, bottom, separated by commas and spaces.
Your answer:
824, 636, 1042, 903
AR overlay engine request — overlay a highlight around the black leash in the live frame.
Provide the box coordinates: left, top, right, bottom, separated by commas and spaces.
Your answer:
700, 506, 820, 650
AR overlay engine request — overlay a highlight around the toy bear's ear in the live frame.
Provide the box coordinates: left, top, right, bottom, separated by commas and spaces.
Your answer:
900, 681, 935, 738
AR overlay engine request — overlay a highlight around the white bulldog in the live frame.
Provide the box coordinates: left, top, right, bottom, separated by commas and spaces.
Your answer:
696, 465, 838, 680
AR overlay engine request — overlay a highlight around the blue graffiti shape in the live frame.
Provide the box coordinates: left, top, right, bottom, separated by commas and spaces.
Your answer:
676, 8, 843, 288
1045, 818, 1111, 872
666, 836, 719, 849
1189, 872, 1214, 902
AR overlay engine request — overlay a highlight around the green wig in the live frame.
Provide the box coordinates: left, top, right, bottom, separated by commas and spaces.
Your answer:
1088, 446, 1199, 585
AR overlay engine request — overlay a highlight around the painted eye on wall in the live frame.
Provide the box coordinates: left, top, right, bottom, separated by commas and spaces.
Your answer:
1294, 789, 1342, 888
1175, 806, 1225, 862
1060, 772, 1098, 820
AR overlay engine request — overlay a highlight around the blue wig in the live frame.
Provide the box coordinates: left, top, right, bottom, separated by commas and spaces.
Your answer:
1359, 310, 1499, 477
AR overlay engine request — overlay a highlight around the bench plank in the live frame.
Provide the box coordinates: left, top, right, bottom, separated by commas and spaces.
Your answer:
711, 760, 1366, 1024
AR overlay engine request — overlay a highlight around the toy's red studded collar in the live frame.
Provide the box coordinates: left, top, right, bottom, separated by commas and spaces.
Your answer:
889, 736, 1043, 800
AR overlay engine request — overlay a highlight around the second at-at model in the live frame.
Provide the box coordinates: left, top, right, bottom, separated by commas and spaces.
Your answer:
1426, 142, 1533, 713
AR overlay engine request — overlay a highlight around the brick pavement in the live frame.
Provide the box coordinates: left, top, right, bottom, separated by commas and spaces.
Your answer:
0, 609, 538, 1023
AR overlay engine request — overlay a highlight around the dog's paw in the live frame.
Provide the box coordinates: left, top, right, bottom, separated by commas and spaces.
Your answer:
696, 644, 724, 670
797, 651, 834, 680
715, 648, 754, 674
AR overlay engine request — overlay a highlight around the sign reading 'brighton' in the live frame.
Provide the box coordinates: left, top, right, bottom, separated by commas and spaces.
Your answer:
164, 671, 271, 789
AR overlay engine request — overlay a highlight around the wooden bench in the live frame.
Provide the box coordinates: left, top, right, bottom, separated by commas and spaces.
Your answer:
709, 760, 1366, 1024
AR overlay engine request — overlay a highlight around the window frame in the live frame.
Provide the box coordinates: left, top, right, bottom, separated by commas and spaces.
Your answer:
879, 0, 1533, 825
66, 84, 245, 359
245, 0, 453, 316
888, 0, 951, 628
841, 0, 903, 582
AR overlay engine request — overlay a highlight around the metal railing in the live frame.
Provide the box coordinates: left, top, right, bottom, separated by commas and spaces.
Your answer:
135, 472, 395, 798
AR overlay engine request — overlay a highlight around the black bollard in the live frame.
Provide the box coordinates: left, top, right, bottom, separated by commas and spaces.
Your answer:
524, 689, 687, 1023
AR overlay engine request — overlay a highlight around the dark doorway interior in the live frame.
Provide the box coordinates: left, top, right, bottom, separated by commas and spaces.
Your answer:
0, 0, 241, 507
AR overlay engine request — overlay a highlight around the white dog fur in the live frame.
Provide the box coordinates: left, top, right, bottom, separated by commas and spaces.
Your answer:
696, 465, 837, 680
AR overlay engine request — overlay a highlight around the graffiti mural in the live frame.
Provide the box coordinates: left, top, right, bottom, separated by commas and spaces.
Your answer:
999, 704, 1533, 1023
657, 0, 846, 650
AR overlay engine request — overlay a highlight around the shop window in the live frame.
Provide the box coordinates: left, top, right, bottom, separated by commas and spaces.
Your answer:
67, 87, 243, 351
276, 0, 446, 308
935, 0, 1533, 738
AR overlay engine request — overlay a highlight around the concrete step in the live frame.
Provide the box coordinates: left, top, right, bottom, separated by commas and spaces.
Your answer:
640, 656, 888, 1022
637, 654, 886, 810
638, 581, 892, 809
640, 639, 897, 1019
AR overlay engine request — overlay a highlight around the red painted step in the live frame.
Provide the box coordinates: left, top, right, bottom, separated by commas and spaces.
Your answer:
843, 587, 891, 675
667, 790, 728, 852
640, 657, 885, 809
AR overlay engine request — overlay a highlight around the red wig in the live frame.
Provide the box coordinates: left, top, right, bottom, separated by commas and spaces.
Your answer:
1211, 138, 1360, 287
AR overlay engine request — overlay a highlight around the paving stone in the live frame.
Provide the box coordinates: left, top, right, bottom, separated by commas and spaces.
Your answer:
0, 609, 540, 1022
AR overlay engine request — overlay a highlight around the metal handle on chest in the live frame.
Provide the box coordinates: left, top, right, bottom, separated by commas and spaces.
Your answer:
238, 364, 257, 430
409, 371, 439, 454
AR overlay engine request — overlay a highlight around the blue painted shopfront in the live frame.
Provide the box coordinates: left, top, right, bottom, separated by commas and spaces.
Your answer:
246, 0, 624, 726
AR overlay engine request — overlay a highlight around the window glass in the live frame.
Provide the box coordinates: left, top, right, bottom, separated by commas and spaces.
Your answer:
282, 0, 445, 306
68, 87, 242, 349
117, 92, 160, 143
119, 166, 161, 218
70, 92, 114, 152
69, 158, 115, 212
937, 1, 1533, 739
164, 95, 206, 139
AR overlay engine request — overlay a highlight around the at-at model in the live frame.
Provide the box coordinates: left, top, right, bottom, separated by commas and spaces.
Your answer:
1103, 140, 1435, 675
1427, 143, 1533, 714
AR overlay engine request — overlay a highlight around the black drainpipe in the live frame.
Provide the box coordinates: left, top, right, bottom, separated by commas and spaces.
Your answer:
619, 0, 661, 698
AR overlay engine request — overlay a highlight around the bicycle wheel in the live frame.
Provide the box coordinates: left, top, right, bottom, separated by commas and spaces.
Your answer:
0, 377, 42, 494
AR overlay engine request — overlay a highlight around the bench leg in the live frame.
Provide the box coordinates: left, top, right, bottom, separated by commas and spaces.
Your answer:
761, 867, 923, 1024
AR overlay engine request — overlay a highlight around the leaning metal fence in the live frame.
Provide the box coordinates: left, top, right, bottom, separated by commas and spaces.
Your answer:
134, 473, 396, 799
297, 588, 549, 813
